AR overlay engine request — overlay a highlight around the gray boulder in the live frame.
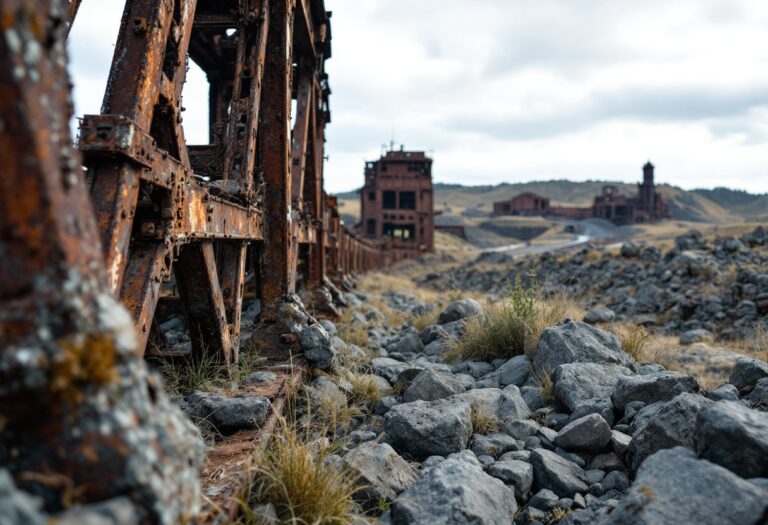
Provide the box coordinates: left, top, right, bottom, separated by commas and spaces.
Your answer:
470, 433, 520, 458
403, 369, 466, 402
242, 371, 277, 386
729, 358, 768, 393
384, 399, 472, 460
679, 329, 711, 345
554, 414, 612, 454
695, 400, 768, 478
533, 319, 634, 374
450, 386, 531, 423
373, 357, 411, 383
597, 448, 768, 525
612, 371, 699, 411
629, 393, 713, 471
584, 307, 616, 324
299, 323, 336, 370
530, 448, 589, 498
485, 460, 534, 501
391, 451, 516, 525
569, 398, 615, 427
343, 442, 417, 506
186, 392, 270, 433
50, 497, 140, 525
438, 299, 483, 325
554, 363, 633, 412
0, 470, 45, 525
747, 377, 768, 406
494, 355, 531, 387
451, 361, 494, 379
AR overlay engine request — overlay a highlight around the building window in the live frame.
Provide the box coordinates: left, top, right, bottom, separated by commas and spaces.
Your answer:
383, 223, 415, 240
366, 219, 376, 235
383, 191, 397, 209
399, 191, 416, 209
368, 191, 375, 201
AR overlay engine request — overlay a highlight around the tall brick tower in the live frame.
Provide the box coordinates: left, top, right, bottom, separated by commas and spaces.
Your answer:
639, 161, 656, 213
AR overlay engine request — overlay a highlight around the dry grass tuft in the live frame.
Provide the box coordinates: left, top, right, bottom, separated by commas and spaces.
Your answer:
254, 417, 364, 524
470, 404, 501, 434
446, 274, 570, 362
537, 371, 555, 404
153, 351, 230, 396
348, 373, 384, 410
410, 306, 442, 332
618, 323, 652, 362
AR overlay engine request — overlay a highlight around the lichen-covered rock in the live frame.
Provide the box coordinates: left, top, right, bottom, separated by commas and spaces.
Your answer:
534, 319, 634, 374
695, 400, 768, 479
391, 451, 516, 524
597, 448, 768, 525
384, 399, 472, 460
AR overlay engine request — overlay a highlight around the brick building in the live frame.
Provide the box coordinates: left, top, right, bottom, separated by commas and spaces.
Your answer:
358, 148, 434, 252
492, 192, 551, 216
492, 162, 670, 225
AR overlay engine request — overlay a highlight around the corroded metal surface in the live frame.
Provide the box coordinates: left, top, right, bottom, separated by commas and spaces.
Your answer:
1, 0, 421, 522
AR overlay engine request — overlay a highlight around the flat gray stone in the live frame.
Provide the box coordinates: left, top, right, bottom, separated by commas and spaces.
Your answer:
534, 319, 634, 375
186, 392, 270, 433
612, 372, 699, 411
403, 369, 466, 402
391, 451, 516, 525
299, 323, 336, 370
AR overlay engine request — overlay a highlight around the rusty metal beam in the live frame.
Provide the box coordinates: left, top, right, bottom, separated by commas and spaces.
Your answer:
260, 0, 294, 317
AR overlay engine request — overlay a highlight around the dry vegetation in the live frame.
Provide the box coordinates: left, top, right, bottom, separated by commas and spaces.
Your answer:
446, 274, 574, 362
470, 404, 501, 434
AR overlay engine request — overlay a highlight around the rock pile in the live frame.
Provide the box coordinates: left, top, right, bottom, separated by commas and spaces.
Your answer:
420, 227, 768, 342
315, 295, 768, 524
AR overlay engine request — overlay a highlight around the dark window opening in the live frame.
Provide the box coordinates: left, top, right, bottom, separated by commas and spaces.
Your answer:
366, 219, 376, 235
399, 191, 416, 209
383, 223, 415, 240
368, 191, 375, 201
383, 191, 397, 209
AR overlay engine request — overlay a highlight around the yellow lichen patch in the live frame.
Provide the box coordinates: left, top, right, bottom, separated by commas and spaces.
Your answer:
637, 485, 656, 501
50, 334, 119, 403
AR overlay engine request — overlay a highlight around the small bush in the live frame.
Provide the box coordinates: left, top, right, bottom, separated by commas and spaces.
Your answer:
470, 404, 500, 434
255, 419, 364, 524
446, 272, 568, 362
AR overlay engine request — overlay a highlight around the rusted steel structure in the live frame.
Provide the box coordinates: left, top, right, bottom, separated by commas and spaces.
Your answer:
60, 0, 412, 364
358, 147, 435, 252
0, 0, 420, 522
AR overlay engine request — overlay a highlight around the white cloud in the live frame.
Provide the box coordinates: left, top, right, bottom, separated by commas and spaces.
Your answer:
67, 0, 768, 194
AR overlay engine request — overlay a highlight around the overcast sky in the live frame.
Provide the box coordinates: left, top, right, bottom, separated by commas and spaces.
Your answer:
68, 0, 768, 193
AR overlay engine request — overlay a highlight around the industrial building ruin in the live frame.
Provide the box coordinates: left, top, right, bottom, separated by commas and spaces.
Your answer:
358, 147, 435, 252
492, 162, 670, 225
